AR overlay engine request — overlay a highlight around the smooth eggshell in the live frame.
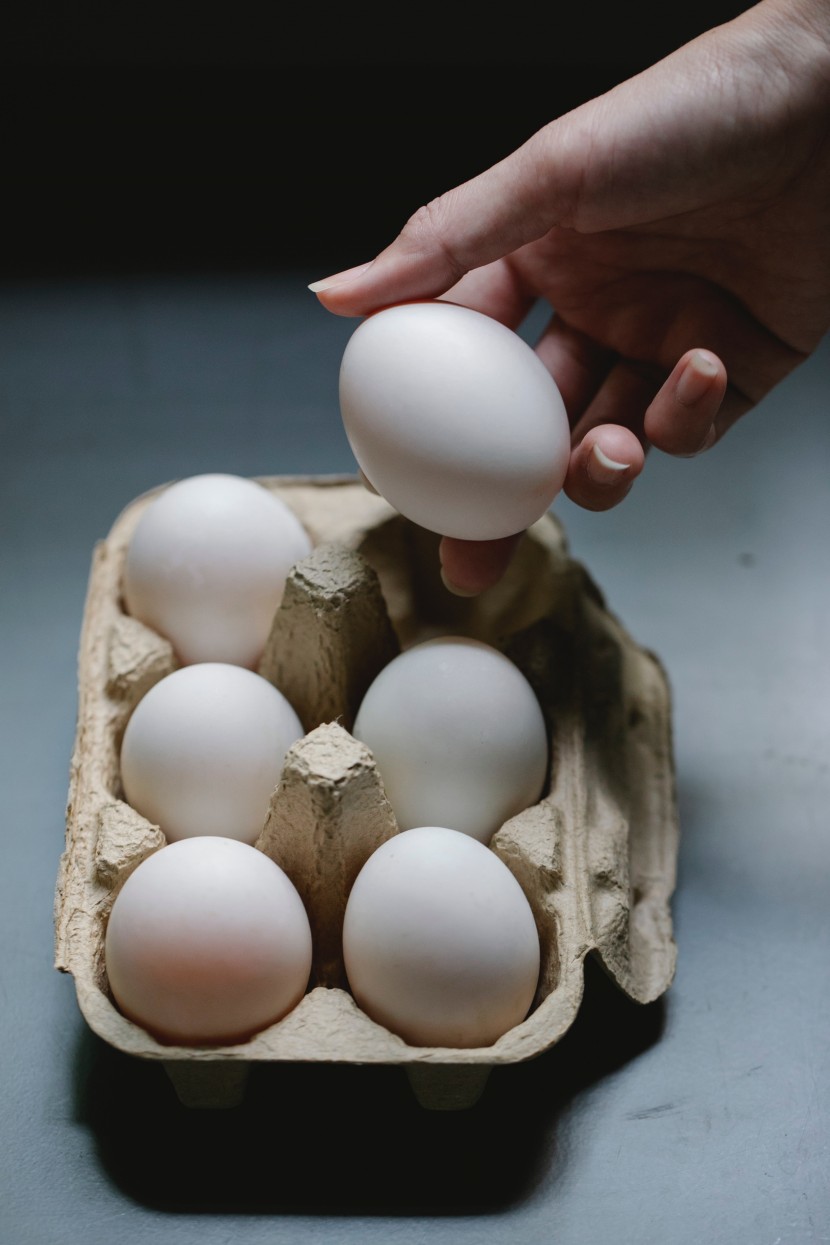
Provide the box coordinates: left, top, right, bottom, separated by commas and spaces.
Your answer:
120, 663, 304, 844
339, 301, 570, 540
104, 837, 313, 1045
342, 826, 541, 1048
352, 636, 549, 844
123, 473, 313, 667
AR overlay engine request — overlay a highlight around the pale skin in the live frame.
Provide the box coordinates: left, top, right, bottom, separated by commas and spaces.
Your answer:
310, 0, 830, 594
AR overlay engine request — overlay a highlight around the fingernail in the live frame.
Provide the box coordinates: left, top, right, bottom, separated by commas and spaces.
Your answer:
439, 567, 479, 598
676, 350, 719, 406
587, 443, 630, 484
308, 263, 373, 293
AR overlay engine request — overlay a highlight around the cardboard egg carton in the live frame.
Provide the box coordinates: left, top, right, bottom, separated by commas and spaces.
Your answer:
55, 474, 679, 1111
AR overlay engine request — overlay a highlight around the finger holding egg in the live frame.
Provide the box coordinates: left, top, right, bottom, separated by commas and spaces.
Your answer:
438, 531, 526, 598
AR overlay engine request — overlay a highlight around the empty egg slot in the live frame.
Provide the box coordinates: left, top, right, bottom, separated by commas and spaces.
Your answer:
356, 512, 578, 654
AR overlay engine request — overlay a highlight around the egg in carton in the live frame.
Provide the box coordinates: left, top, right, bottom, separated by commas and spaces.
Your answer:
54, 473, 679, 1112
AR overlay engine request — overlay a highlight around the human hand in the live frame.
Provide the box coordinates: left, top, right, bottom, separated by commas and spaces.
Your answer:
311, 0, 830, 594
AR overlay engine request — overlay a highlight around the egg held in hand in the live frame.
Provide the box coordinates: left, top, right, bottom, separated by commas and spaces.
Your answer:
343, 826, 541, 1048
120, 662, 304, 844
104, 837, 313, 1045
352, 636, 549, 845
338, 300, 571, 541
123, 472, 313, 668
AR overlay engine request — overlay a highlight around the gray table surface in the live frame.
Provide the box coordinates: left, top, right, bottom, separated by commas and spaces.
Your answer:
2, 274, 828, 1245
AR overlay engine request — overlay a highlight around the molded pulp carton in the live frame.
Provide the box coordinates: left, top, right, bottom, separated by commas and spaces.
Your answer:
55, 474, 679, 1110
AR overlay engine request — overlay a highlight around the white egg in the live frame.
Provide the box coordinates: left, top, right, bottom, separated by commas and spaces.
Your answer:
120, 663, 304, 844
338, 300, 571, 541
104, 837, 312, 1045
123, 473, 313, 668
352, 636, 549, 844
343, 826, 540, 1048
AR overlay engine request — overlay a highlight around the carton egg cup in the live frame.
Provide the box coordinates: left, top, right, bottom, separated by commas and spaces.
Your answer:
54, 474, 679, 1111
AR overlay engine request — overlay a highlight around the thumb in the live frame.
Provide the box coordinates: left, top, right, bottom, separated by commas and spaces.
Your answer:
307, 121, 590, 316
309, 3, 794, 318
308, 35, 713, 318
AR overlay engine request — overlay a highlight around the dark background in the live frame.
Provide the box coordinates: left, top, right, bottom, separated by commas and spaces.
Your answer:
3, 2, 754, 279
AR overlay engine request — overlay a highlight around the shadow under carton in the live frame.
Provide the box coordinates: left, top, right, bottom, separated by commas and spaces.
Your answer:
55, 474, 679, 1111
